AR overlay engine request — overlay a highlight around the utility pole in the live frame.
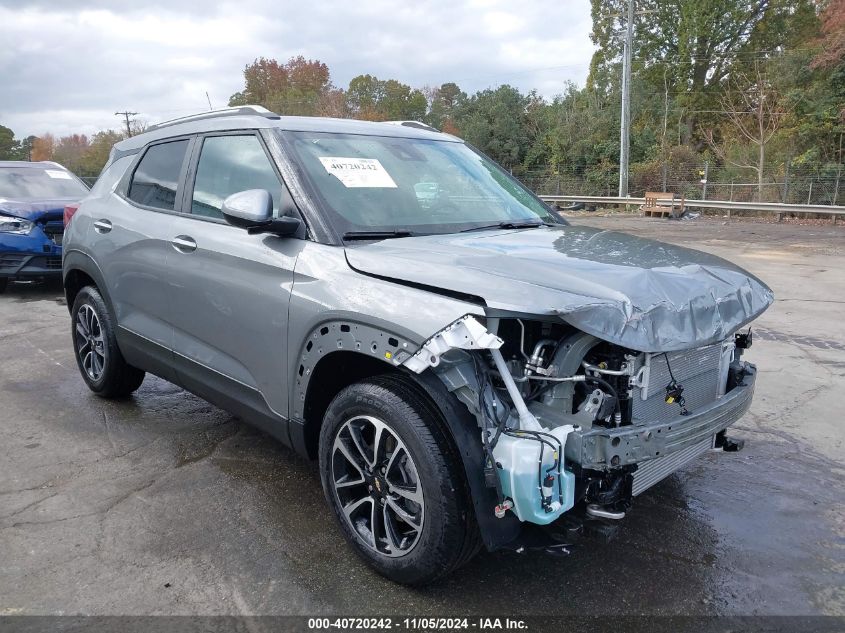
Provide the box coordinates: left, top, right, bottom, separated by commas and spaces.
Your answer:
115, 111, 139, 137
618, 0, 634, 198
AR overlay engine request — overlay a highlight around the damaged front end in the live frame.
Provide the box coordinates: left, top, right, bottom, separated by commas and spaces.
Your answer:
402, 314, 758, 547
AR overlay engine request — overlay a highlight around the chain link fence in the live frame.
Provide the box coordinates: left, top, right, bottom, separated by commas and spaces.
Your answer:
515, 164, 843, 206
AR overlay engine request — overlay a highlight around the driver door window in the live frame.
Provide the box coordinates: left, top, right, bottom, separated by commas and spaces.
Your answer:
190, 135, 283, 219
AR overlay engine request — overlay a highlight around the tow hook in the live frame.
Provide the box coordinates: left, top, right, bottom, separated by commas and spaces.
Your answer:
714, 430, 745, 452
586, 504, 626, 520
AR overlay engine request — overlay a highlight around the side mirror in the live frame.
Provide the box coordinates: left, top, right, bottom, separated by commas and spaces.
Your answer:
221, 189, 301, 236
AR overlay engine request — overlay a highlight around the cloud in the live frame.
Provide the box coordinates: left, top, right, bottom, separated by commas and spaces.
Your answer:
0, 0, 593, 138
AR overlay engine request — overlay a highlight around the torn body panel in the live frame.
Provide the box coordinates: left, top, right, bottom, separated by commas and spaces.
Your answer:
400, 312, 758, 534
345, 225, 774, 352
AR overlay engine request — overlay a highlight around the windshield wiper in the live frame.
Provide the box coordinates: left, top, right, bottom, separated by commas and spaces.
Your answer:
459, 220, 551, 233
343, 230, 414, 241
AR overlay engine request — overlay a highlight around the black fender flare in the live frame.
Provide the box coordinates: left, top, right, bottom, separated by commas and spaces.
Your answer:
291, 319, 417, 421
62, 250, 115, 317
409, 369, 522, 552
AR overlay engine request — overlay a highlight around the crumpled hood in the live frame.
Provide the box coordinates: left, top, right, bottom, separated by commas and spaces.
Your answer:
0, 198, 76, 221
345, 225, 774, 352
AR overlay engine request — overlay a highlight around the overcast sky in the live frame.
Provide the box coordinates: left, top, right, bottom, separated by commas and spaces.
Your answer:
0, 0, 594, 138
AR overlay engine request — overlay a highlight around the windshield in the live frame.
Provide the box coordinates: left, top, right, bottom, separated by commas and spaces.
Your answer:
279, 131, 561, 236
0, 167, 89, 200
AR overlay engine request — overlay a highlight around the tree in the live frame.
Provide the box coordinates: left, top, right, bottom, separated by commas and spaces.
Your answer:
346, 75, 427, 121
31, 135, 55, 162
0, 125, 21, 160
704, 62, 787, 199
229, 56, 334, 116
425, 82, 466, 130
811, 0, 845, 70
52, 134, 90, 174
452, 85, 530, 169
315, 88, 350, 118
20, 135, 36, 161
589, 0, 815, 144
346, 74, 385, 119
80, 130, 124, 176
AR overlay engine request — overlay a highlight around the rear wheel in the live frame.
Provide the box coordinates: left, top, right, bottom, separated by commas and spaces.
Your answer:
71, 286, 145, 398
319, 375, 479, 585
0, 278, 7, 294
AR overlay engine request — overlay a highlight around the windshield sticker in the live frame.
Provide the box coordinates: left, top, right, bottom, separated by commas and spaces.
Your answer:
45, 169, 72, 180
318, 157, 397, 188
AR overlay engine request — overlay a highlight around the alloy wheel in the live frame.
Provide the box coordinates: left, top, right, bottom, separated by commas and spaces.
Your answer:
331, 415, 425, 557
75, 304, 107, 381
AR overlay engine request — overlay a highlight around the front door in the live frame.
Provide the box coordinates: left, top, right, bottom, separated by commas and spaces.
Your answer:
164, 132, 304, 436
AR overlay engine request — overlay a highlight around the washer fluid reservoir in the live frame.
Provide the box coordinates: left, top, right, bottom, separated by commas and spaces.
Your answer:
492, 424, 576, 525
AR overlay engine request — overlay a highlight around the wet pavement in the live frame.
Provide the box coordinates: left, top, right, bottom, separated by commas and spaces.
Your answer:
0, 216, 843, 616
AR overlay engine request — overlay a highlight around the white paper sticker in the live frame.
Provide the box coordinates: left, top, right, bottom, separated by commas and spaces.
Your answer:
318, 157, 397, 188
45, 169, 72, 180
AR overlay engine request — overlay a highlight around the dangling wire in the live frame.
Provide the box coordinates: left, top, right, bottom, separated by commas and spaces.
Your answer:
662, 352, 689, 415
474, 352, 567, 511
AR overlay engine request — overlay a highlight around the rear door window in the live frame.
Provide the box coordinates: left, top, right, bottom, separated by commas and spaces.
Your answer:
190, 135, 283, 219
128, 139, 189, 210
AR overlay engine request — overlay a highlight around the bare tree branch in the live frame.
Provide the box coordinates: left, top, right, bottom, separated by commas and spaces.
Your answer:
703, 60, 787, 200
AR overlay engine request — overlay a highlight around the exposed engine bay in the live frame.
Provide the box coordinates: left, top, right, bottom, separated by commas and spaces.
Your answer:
404, 315, 756, 530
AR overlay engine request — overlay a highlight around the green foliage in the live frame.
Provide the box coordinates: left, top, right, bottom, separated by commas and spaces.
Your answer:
346, 75, 427, 121
51, 134, 90, 175
0, 125, 23, 160
81, 130, 124, 176
451, 85, 529, 168
589, 0, 817, 144
425, 82, 466, 131
229, 56, 334, 116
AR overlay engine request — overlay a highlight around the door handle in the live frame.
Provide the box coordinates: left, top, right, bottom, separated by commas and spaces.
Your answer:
93, 219, 112, 234
171, 235, 197, 253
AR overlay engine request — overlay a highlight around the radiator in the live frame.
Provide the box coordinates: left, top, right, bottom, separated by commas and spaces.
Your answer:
631, 434, 715, 496
632, 342, 730, 425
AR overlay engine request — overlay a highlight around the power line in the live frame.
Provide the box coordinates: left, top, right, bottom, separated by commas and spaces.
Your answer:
114, 110, 139, 137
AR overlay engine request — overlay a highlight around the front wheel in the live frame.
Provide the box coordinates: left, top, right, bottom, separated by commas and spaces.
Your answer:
318, 375, 479, 585
71, 286, 145, 398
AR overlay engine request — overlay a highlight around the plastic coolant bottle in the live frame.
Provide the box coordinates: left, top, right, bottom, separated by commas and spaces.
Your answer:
492, 425, 576, 524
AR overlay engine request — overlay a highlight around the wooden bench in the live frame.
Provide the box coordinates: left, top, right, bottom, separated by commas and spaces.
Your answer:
642, 192, 685, 218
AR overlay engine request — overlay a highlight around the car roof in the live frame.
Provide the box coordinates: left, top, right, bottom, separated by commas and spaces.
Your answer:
0, 161, 69, 170
114, 111, 462, 153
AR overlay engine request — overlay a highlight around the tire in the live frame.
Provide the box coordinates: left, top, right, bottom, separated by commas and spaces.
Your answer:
0, 278, 7, 294
319, 374, 479, 585
71, 285, 145, 398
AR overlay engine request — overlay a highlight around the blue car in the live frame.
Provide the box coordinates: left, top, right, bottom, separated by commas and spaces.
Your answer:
0, 161, 89, 293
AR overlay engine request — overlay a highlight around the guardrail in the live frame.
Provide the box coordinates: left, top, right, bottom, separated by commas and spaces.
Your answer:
539, 195, 845, 223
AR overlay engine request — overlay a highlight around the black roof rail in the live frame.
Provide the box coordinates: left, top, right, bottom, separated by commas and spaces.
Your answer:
385, 120, 440, 133
146, 105, 280, 132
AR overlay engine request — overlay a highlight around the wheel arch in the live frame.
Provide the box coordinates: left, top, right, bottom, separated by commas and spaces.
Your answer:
290, 320, 419, 452
295, 347, 407, 459
292, 323, 522, 552
63, 251, 114, 317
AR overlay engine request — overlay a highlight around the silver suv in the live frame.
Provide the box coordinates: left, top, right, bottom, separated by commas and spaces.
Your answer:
63, 106, 773, 584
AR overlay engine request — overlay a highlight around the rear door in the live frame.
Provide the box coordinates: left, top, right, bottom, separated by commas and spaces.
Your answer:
165, 131, 305, 428
94, 137, 193, 381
